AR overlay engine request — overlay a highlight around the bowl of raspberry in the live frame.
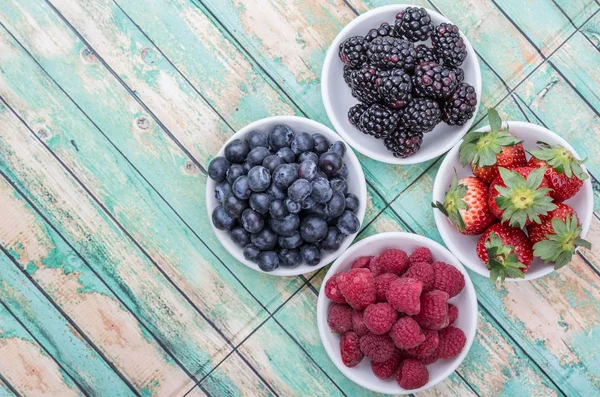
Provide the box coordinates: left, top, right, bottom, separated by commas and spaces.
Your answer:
321, 5, 481, 164
432, 109, 593, 282
317, 232, 477, 394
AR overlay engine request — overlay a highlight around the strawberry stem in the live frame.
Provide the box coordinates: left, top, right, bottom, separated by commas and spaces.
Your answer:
533, 215, 592, 269
485, 232, 525, 283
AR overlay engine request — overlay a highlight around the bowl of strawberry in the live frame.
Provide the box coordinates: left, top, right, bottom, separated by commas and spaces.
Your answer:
317, 232, 477, 394
433, 108, 593, 282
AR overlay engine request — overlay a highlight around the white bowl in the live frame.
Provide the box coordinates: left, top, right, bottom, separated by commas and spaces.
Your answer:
206, 116, 367, 276
433, 121, 594, 281
317, 232, 477, 394
321, 4, 482, 165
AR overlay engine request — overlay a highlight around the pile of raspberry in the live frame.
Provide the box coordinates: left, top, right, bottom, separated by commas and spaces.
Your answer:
325, 247, 466, 390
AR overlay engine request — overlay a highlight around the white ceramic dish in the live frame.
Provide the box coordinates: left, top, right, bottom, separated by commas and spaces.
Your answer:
433, 121, 594, 281
321, 4, 482, 165
317, 232, 477, 394
206, 116, 367, 276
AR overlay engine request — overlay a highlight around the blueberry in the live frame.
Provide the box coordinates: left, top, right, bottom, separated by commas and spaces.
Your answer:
325, 193, 346, 218
242, 162, 252, 173
226, 164, 246, 185
298, 160, 317, 181
258, 251, 279, 272
223, 194, 248, 218
214, 181, 232, 203
243, 244, 261, 262
305, 203, 327, 217
278, 232, 303, 249
230, 227, 251, 247
249, 193, 273, 214
262, 155, 283, 172
320, 227, 344, 251
246, 147, 271, 166
232, 176, 252, 199
330, 141, 346, 157
316, 171, 328, 180
269, 213, 300, 237
291, 132, 314, 154
288, 179, 312, 202
302, 196, 316, 210
276, 147, 296, 163
298, 151, 319, 164
272, 163, 298, 189
265, 184, 286, 200
208, 156, 230, 182
319, 152, 343, 177
300, 244, 321, 266
330, 177, 348, 195
336, 163, 349, 179
345, 193, 359, 213
242, 209, 264, 233
269, 200, 288, 219
300, 215, 328, 243
251, 227, 278, 250
337, 210, 360, 235
212, 205, 235, 230
285, 198, 302, 214
245, 130, 268, 149
312, 133, 330, 154
311, 178, 333, 203
278, 248, 301, 268
269, 124, 295, 150
224, 139, 250, 163
247, 166, 271, 192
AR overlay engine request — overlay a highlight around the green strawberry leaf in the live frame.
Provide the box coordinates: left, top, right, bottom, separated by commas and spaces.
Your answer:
529, 142, 589, 181
488, 108, 502, 133
533, 215, 591, 269
432, 172, 468, 231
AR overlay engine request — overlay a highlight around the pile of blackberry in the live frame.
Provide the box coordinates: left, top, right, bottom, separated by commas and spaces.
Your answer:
339, 7, 477, 158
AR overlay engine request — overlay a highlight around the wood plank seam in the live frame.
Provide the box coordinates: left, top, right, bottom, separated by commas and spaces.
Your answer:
0, 371, 21, 397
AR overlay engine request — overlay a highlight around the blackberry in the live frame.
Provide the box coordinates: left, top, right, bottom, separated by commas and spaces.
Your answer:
343, 65, 356, 86
413, 61, 459, 99
415, 44, 439, 64
348, 103, 367, 126
364, 22, 397, 42
366, 36, 416, 72
453, 66, 465, 83
395, 7, 434, 42
398, 98, 441, 133
442, 82, 477, 126
431, 23, 467, 67
350, 63, 380, 104
376, 69, 413, 108
339, 36, 367, 68
358, 104, 399, 139
384, 130, 423, 158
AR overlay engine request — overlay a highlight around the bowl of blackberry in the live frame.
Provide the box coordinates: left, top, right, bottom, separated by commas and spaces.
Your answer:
322, 5, 481, 164
206, 116, 367, 276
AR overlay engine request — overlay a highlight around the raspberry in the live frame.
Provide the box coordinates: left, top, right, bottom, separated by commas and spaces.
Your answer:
324, 274, 346, 304
371, 249, 409, 276
371, 350, 402, 380
448, 304, 459, 326
352, 309, 369, 336
414, 290, 449, 330
351, 256, 373, 269
396, 359, 429, 390
403, 262, 434, 292
337, 268, 376, 309
418, 353, 438, 365
340, 331, 364, 367
389, 316, 426, 349
432, 261, 465, 298
327, 303, 353, 333
359, 333, 397, 363
386, 278, 423, 315
437, 326, 466, 359
364, 303, 398, 335
409, 247, 433, 264
374, 273, 399, 302
406, 329, 439, 359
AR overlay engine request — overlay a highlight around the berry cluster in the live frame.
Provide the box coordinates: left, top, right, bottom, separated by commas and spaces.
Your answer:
325, 247, 467, 390
208, 125, 361, 272
339, 7, 477, 158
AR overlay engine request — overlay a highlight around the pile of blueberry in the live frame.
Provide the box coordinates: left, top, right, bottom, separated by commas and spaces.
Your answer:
209, 125, 361, 272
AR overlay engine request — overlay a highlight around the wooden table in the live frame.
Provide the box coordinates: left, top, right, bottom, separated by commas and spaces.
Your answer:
0, 0, 598, 396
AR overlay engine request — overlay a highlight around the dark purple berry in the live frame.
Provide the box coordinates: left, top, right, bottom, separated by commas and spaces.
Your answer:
345, 193, 360, 213
278, 232, 303, 249
276, 147, 296, 163
312, 133, 330, 155
288, 179, 312, 202
226, 163, 245, 185
311, 178, 333, 203
251, 227, 278, 250
278, 248, 301, 268
223, 194, 248, 218
241, 208, 264, 233
348, 103, 368, 126
442, 82, 477, 126
325, 193, 346, 218
246, 147, 271, 166
330, 177, 348, 195
230, 227, 251, 247
212, 205, 235, 230
330, 141, 346, 157
272, 163, 298, 189
208, 156, 230, 182
269, 125, 295, 150
395, 7, 434, 42
366, 37, 416, 72
232, 175, 252, 199
269, 213, 300, 237
300, 215, 328, 243
243, 244, 261, 262
298, 160, 317, 181
298, 151, 319, 164
258, 251, 279, 272
318, 152, 343, 177
431, 23, 467, 67
339, 36, 367, 68
285, 198, 302, 214
249, 193, 272, 214
269, 199, 288, 219
262, 154, 283, 172
245, 130, 268, 149
320, 227, 344, 251
300, 244, 321, 266
413, 62, 459, 99
224, 139, 250, 163
214, 181, 232, 203
337, 210, 360, 235
247, 166, 271, 192
291, 132, 314, 154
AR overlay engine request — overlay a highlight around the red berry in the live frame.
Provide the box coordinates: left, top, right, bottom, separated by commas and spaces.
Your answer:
352, 309, 369, 336
437, 326, 466, 359
371, 350, 402, 380
337, 268, 376, 310
359, 333, 397, 363
414, 290, 449, 330
386, 278, 423, 315
432, 261, 465, 298
389, 316, 426, 349
327, 303, 353, 333
351, 256, 374, 269
448, 304, 459, 325
403, 262, 434, 292
374, 273, 399, 302
364, 303, 398, 335
324, 274, 346, 303
370, 249, 409, 276
396, 359, 429, 390
409, 247, 433, 264
418, 350, 439, 365
340, 331, 364, 367
407, 329, 439, 359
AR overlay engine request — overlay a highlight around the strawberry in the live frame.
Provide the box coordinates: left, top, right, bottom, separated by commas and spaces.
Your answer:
527, 142, 588, 202
432, 174, 496, 235
476, 223, 533, 282
488, 167, 556, 228
459, 108, 527, 184
527, 203, 591, 269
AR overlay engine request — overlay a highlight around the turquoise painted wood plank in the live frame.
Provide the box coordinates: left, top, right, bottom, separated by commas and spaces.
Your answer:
0, 0, 303, 312
0, 175, 203, 396
554, 0, 599, 27
0, 378, 15, 397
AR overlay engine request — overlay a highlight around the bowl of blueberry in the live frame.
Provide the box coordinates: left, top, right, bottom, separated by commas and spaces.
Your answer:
322, 5, 481, 164
206, 116, 367, 276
